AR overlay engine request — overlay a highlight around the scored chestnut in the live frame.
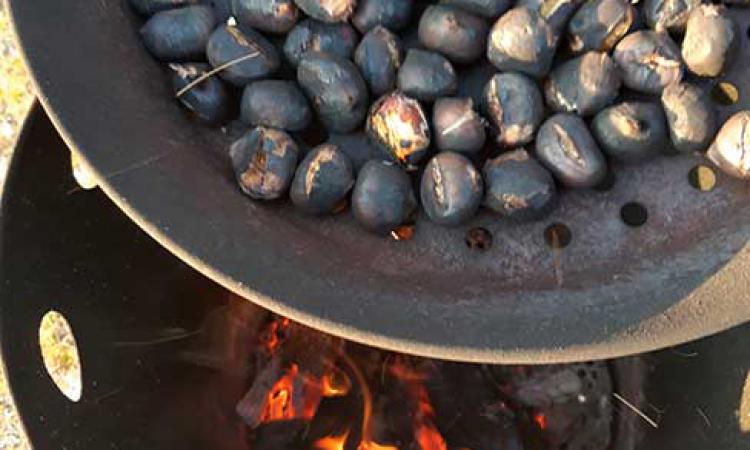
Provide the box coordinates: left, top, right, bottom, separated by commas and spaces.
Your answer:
544, 51, 621, 117
486, 7, 558, 79
567, 0, 635, 55
707, 111, 750, 179
483, 149, 557, 220
170, 63, 231, 124
354, 26, 403, 97
294, 0, 356, 22
536, 113, 607, 188
231, 0, 299, 34
483, 72, 545, 148
366, 92, 431, 167
613, 30, 683, 95
420, 152, 484, 226
682, 5, 739, 77
352, 160, 417, 235
206, 22, 281, 86
439, 0, 511, 19
397, 49, 458, 102
240, 80, 312, 132
433, 97, 486, 154
290, 144, 355, 215
352, 0, 414, 33
140, 5, 215, 61
643, 0, 700, 33
591, 102, 668, 163
418, 5, 489, 64
230, 126, 300, 200
283, 19, 359, 67
297, 51, 369, 133
660, 82, 717, 153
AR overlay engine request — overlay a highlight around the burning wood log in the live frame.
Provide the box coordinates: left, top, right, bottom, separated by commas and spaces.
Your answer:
236, 317, 344, 429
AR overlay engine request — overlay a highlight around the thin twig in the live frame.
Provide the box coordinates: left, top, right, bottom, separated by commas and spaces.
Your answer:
613, 392, 659, 429
175, 52, 259, 98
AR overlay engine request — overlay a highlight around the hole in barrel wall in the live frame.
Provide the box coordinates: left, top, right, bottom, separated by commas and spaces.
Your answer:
38, 311, 82, 402
688, 165, 717, 192
711, 82, 739, 106
465, 227, 493, 251
620, 203, 648, 228
544, 223, 572, 249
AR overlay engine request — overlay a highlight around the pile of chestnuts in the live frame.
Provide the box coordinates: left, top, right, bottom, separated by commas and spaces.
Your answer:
134, 0, 750, 237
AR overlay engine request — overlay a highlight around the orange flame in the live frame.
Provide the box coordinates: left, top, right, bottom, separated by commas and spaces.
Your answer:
533, 412, 547, 430
314, 430, 350, 450
321, 366, 352, 398
261, 364, 299, 422
261, 317, 290, 354
390, 359, 447, 450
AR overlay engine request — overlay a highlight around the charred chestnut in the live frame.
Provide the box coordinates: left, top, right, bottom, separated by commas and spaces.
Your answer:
230, 127, 300, 200
483, 149, 557, 220
433, 97, 486, 154
515, 0, 582, 33
440, 0, 511, 19
293, 0, 356, 22
352, 160, 417, 234
241, 80, 312, 131
283, 19, 359, 67
544, 52, 621, 117
170, 63, 230, 124
682, 5, 739, 77
130, 0, 198, 16
354, 26, 403, 97
327, 132, 386, 173
290, 144, 355, 214
297, 52, 369, 133
643, 0, 700, 33
140, 5, 215, 61
567, 0, 635, 54
661, 82, 717, 153
366, 92, 431, 167
591, 102, 668, 163
421, 152, 484, 226
613, 30, 683, 95
206, 22, 281, 86
487, 7, 558, 79
352, 0, 414, 33
707, 111, 750, 179
536, 113, 607, 188
483, 72, 545, 147
397, 49, 458, 102
418, 5, 489, 64
232, 0, 299, 34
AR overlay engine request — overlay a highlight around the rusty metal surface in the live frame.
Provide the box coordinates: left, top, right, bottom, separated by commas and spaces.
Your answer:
7, 0, 750, 363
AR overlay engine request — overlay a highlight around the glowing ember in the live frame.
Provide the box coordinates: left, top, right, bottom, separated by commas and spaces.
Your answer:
533, 412, 548, 430
261, 364, 299, 422
390, 360, 448, 450
314, 430, 350, 450
261, 317, 290, 354
322, 366, 352, 397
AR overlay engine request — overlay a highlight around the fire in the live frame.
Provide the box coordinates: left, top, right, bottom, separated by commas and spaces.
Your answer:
314, 430, 350, 450
321, 366, 352, 397
390, 359, 448, 450
533, 412, 547, 430
261, 364, 299, 422
261, 317, 290, 354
